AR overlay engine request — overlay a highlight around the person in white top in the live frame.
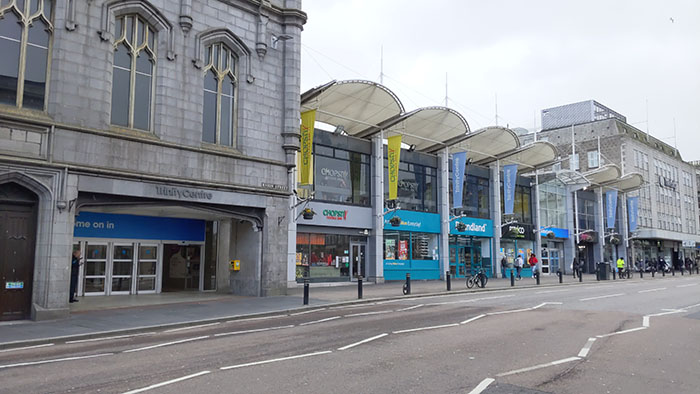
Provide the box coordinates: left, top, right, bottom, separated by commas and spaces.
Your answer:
514, 255, 524, 280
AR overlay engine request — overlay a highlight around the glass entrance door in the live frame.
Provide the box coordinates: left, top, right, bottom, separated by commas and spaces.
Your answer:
162, 244, 202, 291
449, 244, 483, 278
350, 243, 365, 280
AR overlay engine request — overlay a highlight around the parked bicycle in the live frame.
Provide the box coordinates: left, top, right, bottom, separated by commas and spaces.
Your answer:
466, 269, 488, 288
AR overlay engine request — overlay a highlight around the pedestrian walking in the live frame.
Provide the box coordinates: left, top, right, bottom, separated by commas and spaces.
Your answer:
572, 257, 579, 278
616, 256, 625, 278
70, 249, 82, 303
515, 254, 523, 280
529, 253, 539, 280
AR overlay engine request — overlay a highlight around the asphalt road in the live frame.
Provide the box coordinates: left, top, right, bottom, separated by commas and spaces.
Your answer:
1, 275, 699, 394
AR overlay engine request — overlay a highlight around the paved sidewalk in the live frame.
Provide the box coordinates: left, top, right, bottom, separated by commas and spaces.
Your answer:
0, 274, 598, 348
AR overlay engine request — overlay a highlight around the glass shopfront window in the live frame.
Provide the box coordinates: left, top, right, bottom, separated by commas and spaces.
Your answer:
500, 184, 533, 224
450, 175, 490, 219
383, 232, 439, 261
384, 161, 438, 212
539, 180, 567, 229
296, 233, 351, 280
312, 145, 370, 205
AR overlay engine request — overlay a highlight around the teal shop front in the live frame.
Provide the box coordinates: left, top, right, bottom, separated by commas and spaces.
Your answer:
449, 217, 494, 278
383, 210, 441, 280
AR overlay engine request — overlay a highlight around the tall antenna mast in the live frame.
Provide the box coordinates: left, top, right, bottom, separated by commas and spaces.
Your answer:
379, 46, 384, 84
673, 117, 678, 153
495, 93, 498, 125
645, 98, 649, 139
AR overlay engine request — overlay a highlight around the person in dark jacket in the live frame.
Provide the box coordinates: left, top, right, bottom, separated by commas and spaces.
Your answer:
572, 257, 579, 278
70, 249, 82, 303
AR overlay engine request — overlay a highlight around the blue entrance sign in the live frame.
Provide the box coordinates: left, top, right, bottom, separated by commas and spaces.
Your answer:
383, 210, 441, 233
540, 227, 569, 239
74, 212, 205, 241
450, 217, 493, 237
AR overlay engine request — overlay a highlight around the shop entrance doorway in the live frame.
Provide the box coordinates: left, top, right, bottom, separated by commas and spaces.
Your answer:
163, 244, 203, 291
350, 243, 366, 280
541, 248, 561, 274
449, 243, 482, 279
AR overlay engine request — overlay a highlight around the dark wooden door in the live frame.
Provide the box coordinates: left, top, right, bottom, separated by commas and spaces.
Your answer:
0, 193, 37, 321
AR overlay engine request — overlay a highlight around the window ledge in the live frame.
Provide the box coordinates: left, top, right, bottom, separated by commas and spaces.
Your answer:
0, 104, 53, 124
201, 141, 240, 155
108, 125, 160, 141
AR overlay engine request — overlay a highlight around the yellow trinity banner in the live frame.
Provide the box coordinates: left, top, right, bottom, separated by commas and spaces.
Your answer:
300, 110, 316, 185
387, 135, 402, 200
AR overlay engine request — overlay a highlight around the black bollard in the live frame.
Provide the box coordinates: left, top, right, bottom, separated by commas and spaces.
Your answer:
536, 270, 540, 285
403, 273, 411, 295
557, 270, 563, 283
510, 270, 515, 287
596, 264, 600, 281
696, 266, 699, 275
358, 275, 363, 299
640, 269, 643, 279
681, 267, 684, 276
446, 271, 451, 291
652, 269, 655, 278
613, 267, 616, 280
672, 267, 675, 276
303, 278, 309, 305
480, 271, 486, 288
662, 268, 665, 277
579, 269, 583, 282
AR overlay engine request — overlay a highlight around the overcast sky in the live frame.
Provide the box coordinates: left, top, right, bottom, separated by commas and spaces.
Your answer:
299, 0, 700, 162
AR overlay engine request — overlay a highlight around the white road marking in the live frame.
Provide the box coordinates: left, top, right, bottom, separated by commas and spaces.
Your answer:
536, 289, 569, 294
344, 310, 394, 318
299, 316, 341, 326
0, 353, 113, 369
638, 288, 666, 293
460, 314, 486, 325
392, 323, 459, 334
682, 302, 700, 309
121, 370, 211, 394
220, 350, 332, 370
428, 294, 514, 306
214, 325, 294, 337
0, 343, 54, 353
289, 308, 327, 316
123, 336, 209, 353
227, 314, 287, 323
578, 337, 597, 357
642, 316, 650, 327
596, 327, 647, 338
329, 303, 375, 310
468, 378, 495, 394
677, 283, 698, 288
337, 333, 388, 350
496, 357, 581, 377
66, 332, 156, 344
486, 302, 562, 316
163, 323, 220, 333
396, 304, 424, 312
579, 293, 624, 301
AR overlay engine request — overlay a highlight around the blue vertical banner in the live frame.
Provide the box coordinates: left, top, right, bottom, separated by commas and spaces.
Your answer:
628, 196, 639, 232
605, 190, 618, 229
452, 151, 467, 209
503, 164, 518, 215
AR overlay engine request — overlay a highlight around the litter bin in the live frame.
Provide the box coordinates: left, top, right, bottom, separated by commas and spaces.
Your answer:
597, 262, 610, 280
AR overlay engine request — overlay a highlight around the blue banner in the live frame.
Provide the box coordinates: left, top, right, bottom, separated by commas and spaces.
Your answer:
540, 227, 569, 239
450, 217, 493, 237
74, 212, 205, 241
452, 151, 467, 209
383, 210, 441, 233
628, 196, 639, 232
605, 190, 618, 229
503, 164, 518, 215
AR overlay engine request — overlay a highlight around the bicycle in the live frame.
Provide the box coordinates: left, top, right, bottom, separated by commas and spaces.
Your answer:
466, 269, 488, 288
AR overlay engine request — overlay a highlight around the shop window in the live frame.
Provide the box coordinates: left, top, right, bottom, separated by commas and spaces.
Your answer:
0, 0, 53, 110
313, 147, 370, 205
295, 232, 351, 279
383, 160, 438, 212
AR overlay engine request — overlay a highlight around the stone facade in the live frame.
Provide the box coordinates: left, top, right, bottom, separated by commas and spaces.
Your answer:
0, 0, 306, 320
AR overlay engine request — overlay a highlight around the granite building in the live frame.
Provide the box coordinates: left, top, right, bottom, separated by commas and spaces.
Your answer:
0, 0, 306, 320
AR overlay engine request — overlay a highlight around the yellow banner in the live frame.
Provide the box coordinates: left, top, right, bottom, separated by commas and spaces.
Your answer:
387, 135, 402, 200
300, 110, 316, 185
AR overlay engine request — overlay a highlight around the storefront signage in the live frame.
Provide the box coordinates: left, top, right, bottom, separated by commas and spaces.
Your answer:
503, 164, 518, 215
452, 151, 467, 209
261, 183, 288, 191
387, 135, 402, 200
383, 210, 441, 233
682, 240, 696, 247
540, 227, 569, 239
74, 212, 205, 241
155, 185, 213, 201
300, 110, 316, 185
605, 190, 618, 229
501, 223, 534, 240
320, 167, 348, 180
627, 196, 638, 232
304, 202, 372, 228
450, 217, 493, 237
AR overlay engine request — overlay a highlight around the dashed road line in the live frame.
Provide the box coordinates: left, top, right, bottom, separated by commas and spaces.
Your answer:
460, 314, 486, 325
677, 283, 698, 288
486, 302, 561, 316
396, 304, 424, 312
220, 350, 332, 370
227, 314, 287, 323
496, 357, 581, 377
393, 323, 459, 334
123, 336, 209, 353
214, 325, 294, 337
535, 289, 569, 294
468, 378, 495, 394
344, 310, 393, 318
299, 316, 341, 326
289, 308, 327, 316
337, 333, 388, 350
596, 327, 647, 338
163, 323, 220, 333
0, 353, 113, 369
122, 370, 211, 394
580, 293, 624, 301
577, 338, 597, 358
0, 343, 54, 353
638, 288, 666, 293
66, 333, 156, 344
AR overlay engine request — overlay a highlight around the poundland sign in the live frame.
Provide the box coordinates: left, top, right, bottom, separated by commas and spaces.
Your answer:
450, 217, 493, 237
